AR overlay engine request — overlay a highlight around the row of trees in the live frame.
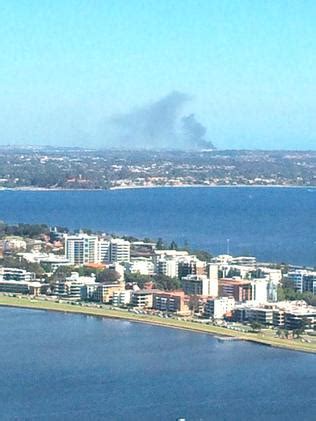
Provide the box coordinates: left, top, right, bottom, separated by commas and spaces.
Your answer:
155, 238, 213, 262
125, 272, 181, 290
277, 286, 316, 307
0, 222, 50, 239
0, 256, 46, 278
49, 266, 181, 291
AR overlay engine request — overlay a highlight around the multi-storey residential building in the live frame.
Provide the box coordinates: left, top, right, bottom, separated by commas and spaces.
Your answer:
0, 280, 43, 295
98, 239, 111, 263
0, 267, 35, 282
156, 257, 178, 278
287, 270, 307, 293
207, 264, 219, 297
131, 290, 155, 308
92, 281, 125, 303
233, 301, 316, 330
127, 257, 155, 275
178, 257, 206, 278
303, 274, 316, 295
109, 239, 130, 263
204, 296, 235, 319
65, 234, 99, 265
251, 279, 268, 303
152, 291, 189, 314
284, 310, 316, 330
181, 275, 215, 296
219, 279, 252, 302
212, 254, 256, 266
112, 290, 132, 307
54, 272, 97, 300
287, 270, 316, 295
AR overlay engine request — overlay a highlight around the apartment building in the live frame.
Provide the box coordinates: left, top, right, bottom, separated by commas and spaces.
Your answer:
178, 257, 206, 278
152, 291, 189, 314
287, 270, 316, 294
108, 239, 131, 263
54, 272, 97, 300
204, 296, 235, 319
181, 275, 216, 296
131, 290, 156, 308
219, 279, 252, 302
0, 267, 35, 282
65, 234, 99, 265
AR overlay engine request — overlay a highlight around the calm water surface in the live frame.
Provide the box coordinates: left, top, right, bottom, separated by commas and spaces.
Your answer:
0, 307, 315, 420
0, 187, 316, 265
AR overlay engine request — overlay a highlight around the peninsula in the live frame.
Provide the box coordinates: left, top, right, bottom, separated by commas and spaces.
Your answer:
1, 223, 316, 355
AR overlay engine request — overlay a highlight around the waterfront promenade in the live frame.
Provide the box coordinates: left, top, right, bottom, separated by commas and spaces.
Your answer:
1, 295, 315, 354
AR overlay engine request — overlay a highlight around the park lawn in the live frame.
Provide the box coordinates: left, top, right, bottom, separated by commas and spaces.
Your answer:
0, 294, 315, 354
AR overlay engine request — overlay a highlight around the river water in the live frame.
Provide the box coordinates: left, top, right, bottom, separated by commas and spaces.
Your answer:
0, 187, 315, 265
0, 307, 315, 420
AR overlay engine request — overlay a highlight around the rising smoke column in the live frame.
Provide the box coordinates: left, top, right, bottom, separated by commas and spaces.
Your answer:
107, 91, 214, 149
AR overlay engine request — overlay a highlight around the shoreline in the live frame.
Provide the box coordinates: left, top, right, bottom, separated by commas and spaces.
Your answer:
1, 296, 315, 355
0, 184, 315, 192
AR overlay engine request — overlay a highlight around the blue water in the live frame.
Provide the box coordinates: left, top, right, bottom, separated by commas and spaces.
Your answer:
0, 307, 315, 420
0, 187, 315, 266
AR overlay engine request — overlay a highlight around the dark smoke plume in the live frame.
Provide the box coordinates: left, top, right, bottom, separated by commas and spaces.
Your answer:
107, 91, 214, 150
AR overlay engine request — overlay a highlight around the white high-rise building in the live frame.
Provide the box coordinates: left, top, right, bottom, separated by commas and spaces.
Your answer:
109, 239, 131, 263
204, 297, 235, 319
65, 234, 99, 265
207, 263, 219, 297
98, 239, 111, 263
251, 279, 268, 304
156, 257, 178, 278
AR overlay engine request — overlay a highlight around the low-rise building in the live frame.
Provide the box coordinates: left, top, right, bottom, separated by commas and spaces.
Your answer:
54, 272, 97, 300
112, 290, 132, 307
0, 280, 43, 295
0, 267, 35, 282
127, 257, 155, 275
93, 282, 125, 303
2, 236, 27, 252
131, 290, 156, 308
152, 291, 189, 314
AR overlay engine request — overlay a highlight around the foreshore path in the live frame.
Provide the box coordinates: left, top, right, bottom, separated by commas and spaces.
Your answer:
1, 295, 315, 354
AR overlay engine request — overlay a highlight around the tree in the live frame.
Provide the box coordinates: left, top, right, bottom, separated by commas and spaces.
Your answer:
169, 241, 178, 250
191, 250, 213, 263
78, 267, 99, 277
0, 256, 46, 278
188, 295, 201, 315
97, 269, 121, 284
50, 265, 75, 284
125, 272, 151, 289
153, 274, 181, 291
156, 238, 164, 250
250, 321, 262, 332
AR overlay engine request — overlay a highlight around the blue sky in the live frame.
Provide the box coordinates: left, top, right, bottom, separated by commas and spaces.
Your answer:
1, 0, 316, 149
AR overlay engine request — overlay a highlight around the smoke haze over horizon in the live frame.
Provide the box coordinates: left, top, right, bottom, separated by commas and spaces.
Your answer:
1, 1, 316, 150
106, 91, 214, 150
